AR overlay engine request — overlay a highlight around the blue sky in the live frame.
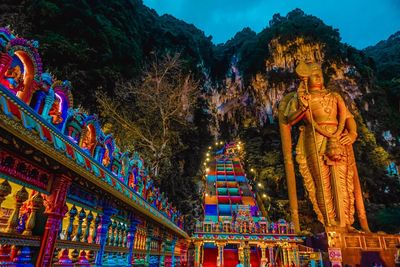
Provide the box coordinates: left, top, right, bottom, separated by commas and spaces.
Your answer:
143, 0, 400, 49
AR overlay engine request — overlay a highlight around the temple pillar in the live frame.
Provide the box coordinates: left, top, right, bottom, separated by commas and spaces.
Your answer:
180, 242, 188, 267
238, 242, 244, 263
216, 242, 225, 267
287, 247, 294, 267
194, 241, 202, 267
268, 246, 275, 267
158, 229, 166, 267
260, 243, 268, 266
36, 174, 71, 267
170, 237, 177, 267
126, 217, 140, 266
292, 246, 299, 267
144, 226, 153, 267
159, 241, 165, 267
282, 247, 288, 267
243, 242, 250, 267
94, 206, 116, 266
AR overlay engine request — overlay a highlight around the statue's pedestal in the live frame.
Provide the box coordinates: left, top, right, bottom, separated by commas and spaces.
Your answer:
325, 227, 400, 266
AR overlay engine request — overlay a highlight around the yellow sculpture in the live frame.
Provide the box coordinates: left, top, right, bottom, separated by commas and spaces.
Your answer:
279, 61, 370, 232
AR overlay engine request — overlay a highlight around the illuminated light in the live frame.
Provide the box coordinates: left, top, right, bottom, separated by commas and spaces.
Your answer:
55, 93, 63, 112
258, 183, 262, 187
203, 163, 206, 166
250, 168, 255, 172
220, 141, 223, 145
206, 158, 210, 162
208, 146, 211, 150
205, 193, 209, 197
215, 142, 218, 146
206, 168, 210, 172
262, 193, 267, 198
206, 153, 210, 156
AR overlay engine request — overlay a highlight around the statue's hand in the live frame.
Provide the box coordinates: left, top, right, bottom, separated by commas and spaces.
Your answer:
298, 92, 310, 111
297, 80, 310, 110
339, 132, 357, 145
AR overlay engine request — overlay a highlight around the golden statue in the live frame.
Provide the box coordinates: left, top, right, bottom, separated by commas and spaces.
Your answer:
279, 62, 370, 232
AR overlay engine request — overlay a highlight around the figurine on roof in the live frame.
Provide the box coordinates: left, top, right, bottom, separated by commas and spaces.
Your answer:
155, 190, 163, 210
136, 176, 144, 196
145, 177, 153, 199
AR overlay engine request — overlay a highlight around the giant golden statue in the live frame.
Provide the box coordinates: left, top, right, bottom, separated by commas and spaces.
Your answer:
279, 62, 370, 232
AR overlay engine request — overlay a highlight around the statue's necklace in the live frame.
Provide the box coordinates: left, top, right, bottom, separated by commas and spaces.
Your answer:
321, 93, 333, 115
311, 89, 333, 115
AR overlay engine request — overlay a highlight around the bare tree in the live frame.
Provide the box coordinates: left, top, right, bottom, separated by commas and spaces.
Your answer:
97, 53, 199, 178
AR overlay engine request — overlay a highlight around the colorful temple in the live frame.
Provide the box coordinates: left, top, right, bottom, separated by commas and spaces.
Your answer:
0, 28, 189, 266
192, 143, 317, 267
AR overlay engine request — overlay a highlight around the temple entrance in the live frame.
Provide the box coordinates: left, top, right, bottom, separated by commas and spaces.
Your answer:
224, 244, 239, 266
203, 243, 217, 267
250, 246, 261, 267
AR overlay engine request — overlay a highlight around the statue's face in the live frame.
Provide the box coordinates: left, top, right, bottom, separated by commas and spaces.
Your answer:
308, 70, 323, 89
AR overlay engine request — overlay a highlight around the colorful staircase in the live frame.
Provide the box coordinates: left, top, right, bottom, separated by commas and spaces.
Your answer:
204, 153, 259, 224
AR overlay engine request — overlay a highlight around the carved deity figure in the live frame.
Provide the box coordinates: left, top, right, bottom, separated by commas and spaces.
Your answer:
280, 62, 369, 231
48, 97, 63, 124
4, 65, 23, 90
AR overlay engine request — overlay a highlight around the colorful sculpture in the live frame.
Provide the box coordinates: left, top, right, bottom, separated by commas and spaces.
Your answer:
0, 27, 188, 267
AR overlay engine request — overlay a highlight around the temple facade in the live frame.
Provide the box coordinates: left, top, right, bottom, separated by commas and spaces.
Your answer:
0, 28, 188, 267
192, 143, 318, 267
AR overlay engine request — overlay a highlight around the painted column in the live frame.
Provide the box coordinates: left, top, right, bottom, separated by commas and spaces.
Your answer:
243, 242, 250, 267
126, 218, 140, 266
238, 242, 244, 264
293, 246, 300, 266
171, 237, 178, 267
95, 206, 116, 266
180, 242, 188, 267
287, 247, 294, 267
36, 174, 71, 267
216, 242, 224, 267
268, 246, 274, 267
282, 248, 288, 267
145, 226, 154, 267
158, 230, 166, 267
260, 243, 268, 266
194, 241, 202, 267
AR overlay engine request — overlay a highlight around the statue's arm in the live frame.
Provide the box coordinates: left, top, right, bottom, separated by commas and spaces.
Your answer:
334, 93, 347, 135
335, 93, 357, 145
286, 98, 307, 126
340, 115, 358, 145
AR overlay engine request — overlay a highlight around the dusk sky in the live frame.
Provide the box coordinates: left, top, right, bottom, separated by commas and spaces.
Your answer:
143, 0, 400, 49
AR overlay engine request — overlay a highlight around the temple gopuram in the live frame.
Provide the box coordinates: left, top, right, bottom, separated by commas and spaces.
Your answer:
192, 142, 319, 267
0, 28, 189, 267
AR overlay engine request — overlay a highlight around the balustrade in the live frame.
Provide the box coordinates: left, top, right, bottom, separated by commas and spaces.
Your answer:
52, 248, 96, 266
195, 219, 294, 235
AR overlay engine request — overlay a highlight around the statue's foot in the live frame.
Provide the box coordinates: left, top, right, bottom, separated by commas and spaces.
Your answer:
346, 225, 360, 233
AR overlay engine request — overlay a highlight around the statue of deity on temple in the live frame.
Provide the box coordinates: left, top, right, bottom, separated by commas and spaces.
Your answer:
279, 61, 369, 232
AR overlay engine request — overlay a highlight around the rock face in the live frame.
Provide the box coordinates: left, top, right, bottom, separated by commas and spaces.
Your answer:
199, 12, 400, 233
205, 37, 365, 132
